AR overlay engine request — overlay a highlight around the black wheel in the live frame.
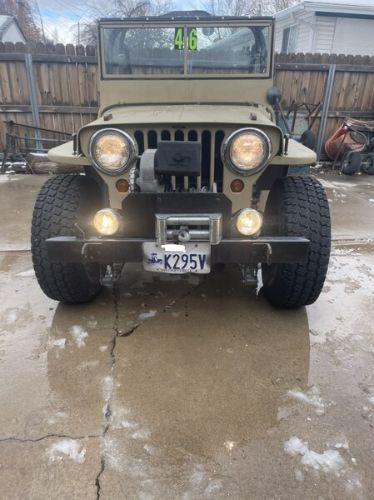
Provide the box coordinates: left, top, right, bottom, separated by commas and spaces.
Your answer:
361, 154, 374, 175
341, 151, 361, 175
300, 130, 316, 150
262, 176, 331, 308
31, 174, 103, 304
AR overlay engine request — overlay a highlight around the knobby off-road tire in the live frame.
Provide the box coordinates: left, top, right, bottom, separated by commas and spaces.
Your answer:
262, 176, 331, 308
31, 174, 102, 304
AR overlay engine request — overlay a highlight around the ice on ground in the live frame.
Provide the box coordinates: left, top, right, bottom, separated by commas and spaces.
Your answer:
102, 375, 113, 401
52, 338, 66, 349
16, 268, 35, 277
334, 440, 349, 450
77, 360, 99, 370
99, 345, 108, 352
287, 386, 326, 415
224, 440, 235, 452
5, 309, 18, 324
284, 437, 345, 475
121, 419, 138, 430
48, 439, 86, 464
138, 310, 157, 321
295, 469, 304, 482
69, 325, 88, 347
131, 428, 151, 440
277, 406, 292, 421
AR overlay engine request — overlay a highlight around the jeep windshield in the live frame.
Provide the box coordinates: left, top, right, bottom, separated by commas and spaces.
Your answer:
100, 19, 272, 79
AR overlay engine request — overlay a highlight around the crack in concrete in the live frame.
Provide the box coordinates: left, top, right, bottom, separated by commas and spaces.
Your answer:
0, 433, 99, 444
117, 323, 140, 337
95, 286, 119, 499
93, 277, 205, 497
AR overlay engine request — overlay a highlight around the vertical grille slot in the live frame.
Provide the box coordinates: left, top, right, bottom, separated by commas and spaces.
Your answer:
201, 130, 211, 189
132, 127, 224, 192
134, 130, 144, 154
147, 130, 157, 148
214, 131, 225, 192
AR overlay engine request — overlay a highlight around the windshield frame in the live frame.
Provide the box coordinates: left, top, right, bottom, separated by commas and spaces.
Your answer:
98, 18, 274, 80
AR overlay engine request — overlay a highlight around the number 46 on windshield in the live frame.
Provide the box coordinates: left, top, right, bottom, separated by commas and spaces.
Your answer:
174, 28, 197, 50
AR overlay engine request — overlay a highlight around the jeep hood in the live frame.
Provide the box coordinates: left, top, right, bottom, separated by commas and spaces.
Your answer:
80, 104, 275, 130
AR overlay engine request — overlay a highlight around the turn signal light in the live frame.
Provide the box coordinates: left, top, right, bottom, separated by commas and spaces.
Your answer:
116, 178, 129, 192
230, 179, 244, 192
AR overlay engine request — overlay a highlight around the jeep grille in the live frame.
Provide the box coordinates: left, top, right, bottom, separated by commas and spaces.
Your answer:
132, 128, 225, 192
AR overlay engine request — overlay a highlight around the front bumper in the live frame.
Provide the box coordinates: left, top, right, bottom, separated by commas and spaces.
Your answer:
45, 236, 310, 265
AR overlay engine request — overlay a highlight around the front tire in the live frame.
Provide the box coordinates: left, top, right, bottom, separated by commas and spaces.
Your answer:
262, 176, 331, 308
31, 174, 102, 304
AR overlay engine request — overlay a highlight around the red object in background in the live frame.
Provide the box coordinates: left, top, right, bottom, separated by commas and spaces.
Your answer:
325, 119, 367, 160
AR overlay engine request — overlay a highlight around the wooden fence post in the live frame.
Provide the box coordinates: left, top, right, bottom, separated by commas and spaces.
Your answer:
24, 52, 43, 151
316, 64, 336, 160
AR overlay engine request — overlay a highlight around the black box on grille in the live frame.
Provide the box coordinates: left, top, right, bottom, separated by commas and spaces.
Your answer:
154, 141, 201, 176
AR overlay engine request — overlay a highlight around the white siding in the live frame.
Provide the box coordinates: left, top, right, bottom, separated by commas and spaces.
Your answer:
314, 16, 336, 53
275, 10, 315, 53
295, 11, 314, 53
332, 17, 374, 55
1, 21, 25, 43
275, 17, 291, 52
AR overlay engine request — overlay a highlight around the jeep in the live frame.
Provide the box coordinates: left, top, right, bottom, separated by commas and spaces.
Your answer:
31, 11, 331, 308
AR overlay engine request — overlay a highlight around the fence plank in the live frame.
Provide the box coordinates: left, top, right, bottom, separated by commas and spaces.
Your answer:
0, 43, 373, 151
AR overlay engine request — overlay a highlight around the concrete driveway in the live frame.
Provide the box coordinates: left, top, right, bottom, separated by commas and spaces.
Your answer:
0, 173, 373, 499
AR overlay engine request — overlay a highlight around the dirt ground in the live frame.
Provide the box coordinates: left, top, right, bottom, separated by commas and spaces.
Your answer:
0, 172, 373, 499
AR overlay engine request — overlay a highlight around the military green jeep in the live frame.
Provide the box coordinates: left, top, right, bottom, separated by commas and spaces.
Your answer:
31, 11, 330, 308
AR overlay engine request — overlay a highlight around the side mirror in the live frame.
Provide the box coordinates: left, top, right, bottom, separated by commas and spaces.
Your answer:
267, 86, 282, 106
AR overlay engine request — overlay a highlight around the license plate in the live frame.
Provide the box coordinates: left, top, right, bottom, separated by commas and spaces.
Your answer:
143, 242, 211, 274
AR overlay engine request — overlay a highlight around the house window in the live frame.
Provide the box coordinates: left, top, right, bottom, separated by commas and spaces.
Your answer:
281, 25, 297, 53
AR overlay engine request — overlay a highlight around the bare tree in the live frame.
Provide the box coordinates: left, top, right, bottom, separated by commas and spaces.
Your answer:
76, 0, 172, 46
0, 0, 42, 42
203, 0, 300, 16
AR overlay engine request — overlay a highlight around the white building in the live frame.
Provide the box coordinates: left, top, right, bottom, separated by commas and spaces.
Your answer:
275, 0, 374, 55
0, 15, 26, 44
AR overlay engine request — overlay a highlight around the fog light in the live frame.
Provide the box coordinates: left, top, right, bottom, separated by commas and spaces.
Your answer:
236, 208, 263, 236
93, 209, 120, 236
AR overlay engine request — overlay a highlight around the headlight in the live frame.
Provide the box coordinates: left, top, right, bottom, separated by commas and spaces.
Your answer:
222, 128, 271, 175
89, 128, 137, 175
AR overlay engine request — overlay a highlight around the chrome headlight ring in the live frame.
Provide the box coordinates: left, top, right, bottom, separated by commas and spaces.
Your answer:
221, 127, 272, 176
88, 128, 138, 176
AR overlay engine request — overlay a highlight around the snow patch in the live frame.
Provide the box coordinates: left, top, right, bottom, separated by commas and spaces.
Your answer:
48, 439, 86, 464
295, 469, 304, 482
138, 310, 157, 321
16, 268, 35, 277
131, 428, 151, 440
99, 345, 108, 352
287, 386, 326, 415
77, 360, 99, 370
102, 375, 113, 401
5, 309, 18, 324
224, 440, 235, 452
52, 338, 66, 349
284, 437, 345, 475
69, 325, 88, 347
87, 318, 98, 328
121, 419, 138, 430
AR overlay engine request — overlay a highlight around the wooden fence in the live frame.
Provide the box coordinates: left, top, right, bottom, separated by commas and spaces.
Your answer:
1, 42, 374, 151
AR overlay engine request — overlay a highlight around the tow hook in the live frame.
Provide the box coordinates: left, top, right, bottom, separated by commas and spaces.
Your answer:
178, 227, 191, 243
